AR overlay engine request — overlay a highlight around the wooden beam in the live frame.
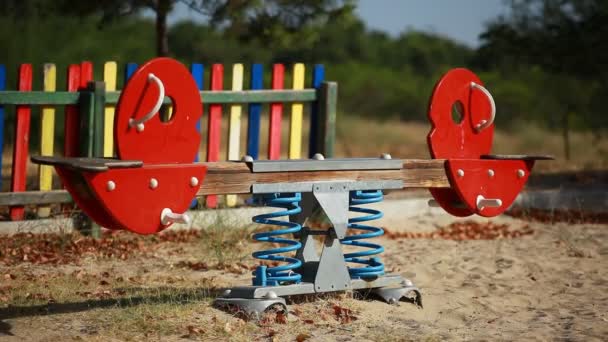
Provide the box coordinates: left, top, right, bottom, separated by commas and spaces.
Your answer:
198, 159, 449, 195
0, 190, 72, 206
0, 159, 449, 206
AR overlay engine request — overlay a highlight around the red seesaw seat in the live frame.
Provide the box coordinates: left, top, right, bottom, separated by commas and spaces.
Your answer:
427, 68, 552, 217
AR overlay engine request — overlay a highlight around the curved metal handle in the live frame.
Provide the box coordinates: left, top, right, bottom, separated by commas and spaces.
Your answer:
160, 208, 191, 226
129, 73, 165, 132
476, 195, 502, 210
470, 82, 496, 133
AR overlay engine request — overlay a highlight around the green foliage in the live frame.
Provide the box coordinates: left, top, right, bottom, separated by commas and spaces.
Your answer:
476, 0, 608, 135
0, 0, 604, 138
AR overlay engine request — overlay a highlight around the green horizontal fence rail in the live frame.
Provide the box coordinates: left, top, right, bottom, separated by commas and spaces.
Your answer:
0, 89, 318, 105
0, 72, 337, 212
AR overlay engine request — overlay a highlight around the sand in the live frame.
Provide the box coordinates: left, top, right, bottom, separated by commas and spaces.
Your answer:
0, 211, 606, 341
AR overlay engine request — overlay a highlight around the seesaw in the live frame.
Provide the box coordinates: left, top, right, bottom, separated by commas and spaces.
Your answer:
32, 58, 551, 315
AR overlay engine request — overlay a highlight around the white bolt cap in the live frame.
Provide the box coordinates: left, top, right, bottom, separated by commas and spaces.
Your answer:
487, 169, 495, 177
312, 153, 325, 160
457, 169, 465, 177
380, 153, 392, 160
241, 155, 254, 162
190, 177, 199, 187
149, 178, 158, 189
106, 180, 116, 191
517, 169, 526, 178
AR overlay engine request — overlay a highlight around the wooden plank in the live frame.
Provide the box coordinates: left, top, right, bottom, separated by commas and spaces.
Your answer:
246, 64, 263, 159
205, 64, 223, 208
64, 65, 81, 157
0, 89, 317, 106
77, 62, 94, 158
317, 82, 338, 158
197, 159, 449, 195
0, 159, 449, 206
103, 61, 117, 157
308, 64, 325, 157
190, 63, 204, 209
92, 81, 105, 158
103, 89, 316, 105
80, 62, 93, 88
125, 63, 138, 82
191, 63, 204, 163
289, 63, 305, 159
268, 64, 284, 160
10, 64, 33, 220
0, 65, 6, 191
0, 91, 80, 105
0, 190, 72, 206
226, 63, 243, 207
38, 63, 57, 218
63, 64, 80, 157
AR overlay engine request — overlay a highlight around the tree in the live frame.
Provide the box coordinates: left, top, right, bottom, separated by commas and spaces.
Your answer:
54, 0, 354, 57
476, 0, 608, 158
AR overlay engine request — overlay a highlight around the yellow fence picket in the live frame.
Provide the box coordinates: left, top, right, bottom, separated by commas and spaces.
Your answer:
289, 64, 305, 159
103, 62, 117, 157
38, 63, 56, 217
226, 64, 244, 207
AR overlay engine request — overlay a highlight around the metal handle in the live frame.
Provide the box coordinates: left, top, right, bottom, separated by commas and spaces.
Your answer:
476, 195, 502, 210
470, 82, 496, 133
160, 208, 191, 226
129, 73, 165, 132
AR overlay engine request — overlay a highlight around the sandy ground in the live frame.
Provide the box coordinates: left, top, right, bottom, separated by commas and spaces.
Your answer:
0, 211, 607, 341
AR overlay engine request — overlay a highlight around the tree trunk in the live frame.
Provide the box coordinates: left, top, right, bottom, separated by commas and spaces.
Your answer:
155, 0, 170, 56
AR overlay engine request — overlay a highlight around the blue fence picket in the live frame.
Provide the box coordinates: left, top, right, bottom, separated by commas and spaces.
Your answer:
246, 64, 263, 159
308, 64, 325, 158
190, 63, 204, 208
125, 63, 138, 82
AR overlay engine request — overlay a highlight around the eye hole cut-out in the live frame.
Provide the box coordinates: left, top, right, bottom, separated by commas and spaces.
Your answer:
451, 101, 464, 124
158, 96, 175, 123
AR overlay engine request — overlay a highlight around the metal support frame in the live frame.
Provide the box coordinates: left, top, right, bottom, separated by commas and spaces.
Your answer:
214, 178, 422, 316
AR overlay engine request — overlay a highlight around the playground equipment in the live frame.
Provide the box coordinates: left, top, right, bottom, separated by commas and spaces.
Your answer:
32, 58, 550, 315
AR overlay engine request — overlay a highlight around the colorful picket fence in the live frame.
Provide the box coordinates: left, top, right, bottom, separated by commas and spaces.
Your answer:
0, 61, 337, 221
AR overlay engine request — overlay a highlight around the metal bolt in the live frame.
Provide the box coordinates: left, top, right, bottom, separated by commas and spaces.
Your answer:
312, 153, 325, 160
106, 180, 116, 191
265, 291, 278, 299
517, 169, 525, 178
241, 155, 254, 162
457, 169, 465, 177
380, 153, 392, 160
149, 178, 158, 189
190, 177, 199, 187
487, 169, 495, 178
222, 289, 231, 297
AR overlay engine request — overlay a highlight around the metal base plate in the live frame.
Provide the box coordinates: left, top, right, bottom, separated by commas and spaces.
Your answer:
214, 274, 422, 315
214, 296, 287, 318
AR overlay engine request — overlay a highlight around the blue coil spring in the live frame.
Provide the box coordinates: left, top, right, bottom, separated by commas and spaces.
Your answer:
251, 192, 303, 287
341, 190, 385, 279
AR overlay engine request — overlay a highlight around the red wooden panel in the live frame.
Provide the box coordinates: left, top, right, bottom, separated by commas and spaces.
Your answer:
206, 64, 223, 208
80, 61, 93, 89
9, 64, 33, 220
115, 58, 202, 163
268, 64, 284, 160
446, 159, 533, 217
83, 164, 207, 234
427, 68, 494, 159
64, 64, 81, 158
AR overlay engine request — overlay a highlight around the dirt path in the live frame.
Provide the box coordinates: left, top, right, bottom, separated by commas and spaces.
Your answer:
0, 217, 607, 341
